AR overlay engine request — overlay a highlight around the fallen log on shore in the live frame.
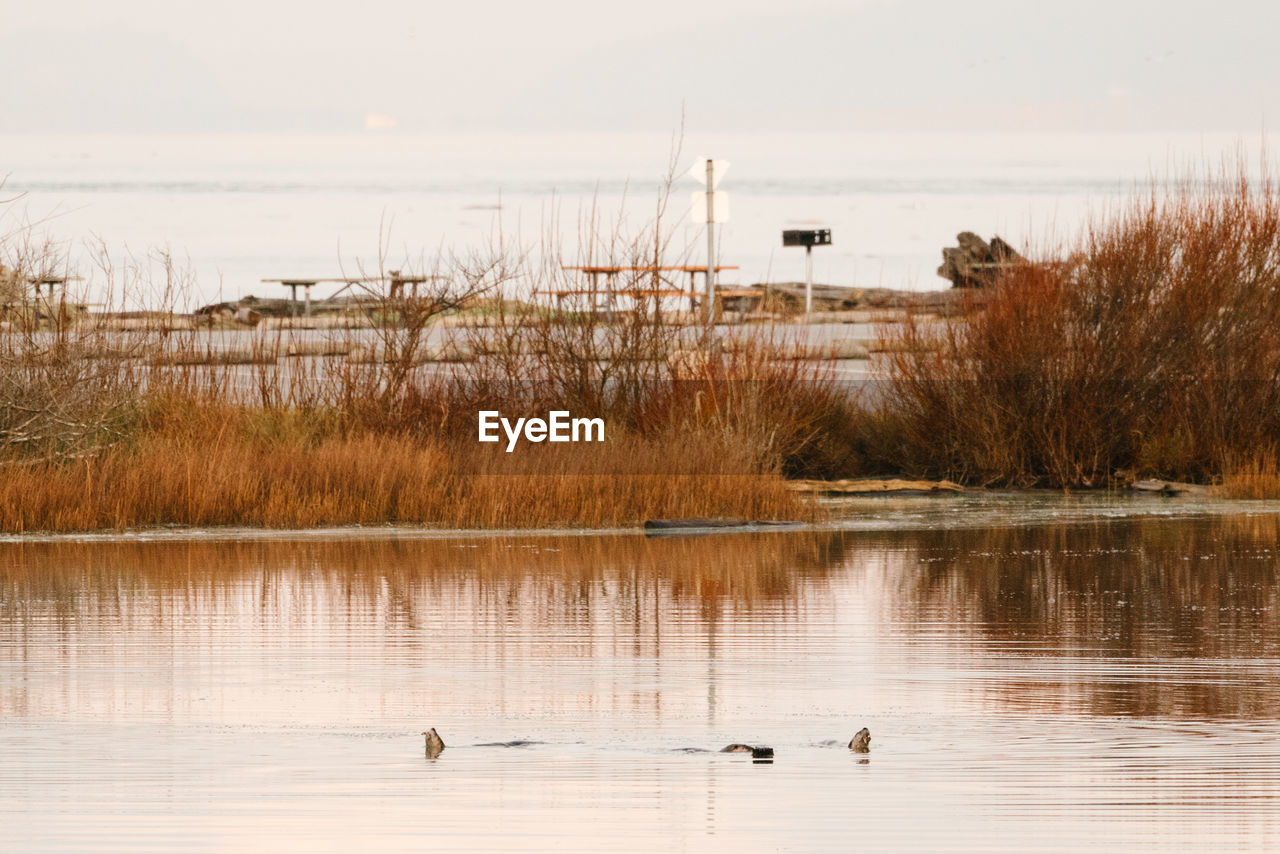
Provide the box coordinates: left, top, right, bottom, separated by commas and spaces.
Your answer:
787, 478, 964, 495
642, 518, 805, 532
1129, 479, 1210, 496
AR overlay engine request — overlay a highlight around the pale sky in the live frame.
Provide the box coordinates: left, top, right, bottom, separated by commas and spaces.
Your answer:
2, 0, 1276, 133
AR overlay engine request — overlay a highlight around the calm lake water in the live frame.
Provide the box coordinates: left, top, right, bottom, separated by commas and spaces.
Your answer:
3, 499, 1280, 852
1, 130, 1261, 307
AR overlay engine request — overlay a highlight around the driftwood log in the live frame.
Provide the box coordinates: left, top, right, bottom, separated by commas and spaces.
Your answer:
1129, 479, 1210, 496
643, 518, 805, 532
937, 232, 1026, 288
787, 478, 963, 496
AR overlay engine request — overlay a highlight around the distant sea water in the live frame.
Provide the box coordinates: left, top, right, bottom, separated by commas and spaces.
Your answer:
0, 130, 1260, 308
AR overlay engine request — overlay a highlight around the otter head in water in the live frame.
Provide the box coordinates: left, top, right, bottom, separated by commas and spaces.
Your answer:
422, 728, 446, 758
849, 727, 871, 753
722, 743, 774, 760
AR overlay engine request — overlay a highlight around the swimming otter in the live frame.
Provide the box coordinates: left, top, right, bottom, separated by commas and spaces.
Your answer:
849, 728, 871, 753
721, 744, 774, 760
422, 728, 446, 758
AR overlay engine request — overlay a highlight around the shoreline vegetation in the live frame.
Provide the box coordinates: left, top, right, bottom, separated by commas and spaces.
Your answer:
5, 159, 1280, 533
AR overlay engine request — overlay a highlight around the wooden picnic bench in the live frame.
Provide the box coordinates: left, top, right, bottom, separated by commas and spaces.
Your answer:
260, 269, 446, 316
0, 274, 88, 325
28, 275, 84, 301
552, 264, 741, 313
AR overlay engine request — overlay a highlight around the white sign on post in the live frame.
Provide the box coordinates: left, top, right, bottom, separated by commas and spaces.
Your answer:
690, 191, 730, 223
687, 158, 730, 188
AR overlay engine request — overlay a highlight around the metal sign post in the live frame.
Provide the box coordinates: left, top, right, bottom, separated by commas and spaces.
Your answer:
804, 245, 813, 314
704, 158, 715, 328
689, 158, 730, 331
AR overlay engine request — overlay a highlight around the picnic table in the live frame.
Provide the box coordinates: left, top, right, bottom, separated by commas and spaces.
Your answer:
28, 275, 84, 301
2, 266, 85, 304
0, 274, 89, 324
260, 270, 446, 316
550, 265, 741, 313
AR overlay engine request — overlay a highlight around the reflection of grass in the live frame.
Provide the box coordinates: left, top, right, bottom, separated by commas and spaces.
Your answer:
883, 516, 1280, 718
0, 530, 848, 612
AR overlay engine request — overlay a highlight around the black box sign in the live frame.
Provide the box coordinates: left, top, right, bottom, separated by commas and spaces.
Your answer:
782, 229, 832, 247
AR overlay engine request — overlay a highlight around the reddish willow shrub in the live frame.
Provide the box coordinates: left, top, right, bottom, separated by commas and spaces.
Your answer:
880, 163, 1280, 488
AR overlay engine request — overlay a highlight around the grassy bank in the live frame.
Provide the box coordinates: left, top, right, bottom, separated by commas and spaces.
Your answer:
0, 397, 808, 532
0, 320, 850, 532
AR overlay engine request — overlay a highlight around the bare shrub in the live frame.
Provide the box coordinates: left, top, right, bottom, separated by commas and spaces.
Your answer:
0, 231, 193, 462
878, 158, 1280, 488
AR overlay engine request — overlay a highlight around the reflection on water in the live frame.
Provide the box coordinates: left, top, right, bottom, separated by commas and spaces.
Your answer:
1, 516, 1279, 852
881, 516, 1280, 719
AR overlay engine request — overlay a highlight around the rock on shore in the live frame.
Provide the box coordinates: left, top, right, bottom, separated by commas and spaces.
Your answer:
937, 232, 1026, 288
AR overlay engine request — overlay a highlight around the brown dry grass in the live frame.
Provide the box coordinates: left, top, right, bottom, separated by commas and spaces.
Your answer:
1216, 448, 1280, 499
0, 253, 850, 534
0, 396, 808, 533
